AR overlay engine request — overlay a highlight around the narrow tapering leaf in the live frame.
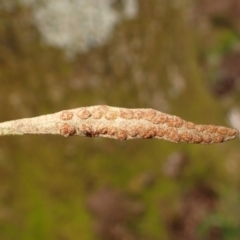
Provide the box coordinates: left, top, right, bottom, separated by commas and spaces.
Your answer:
0, 105, 238, 144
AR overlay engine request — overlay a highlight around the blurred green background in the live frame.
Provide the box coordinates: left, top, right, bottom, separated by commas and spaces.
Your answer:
0, 0, 240, 239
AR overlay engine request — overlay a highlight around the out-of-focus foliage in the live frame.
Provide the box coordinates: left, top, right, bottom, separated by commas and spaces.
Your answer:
0, 0, 240, 239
